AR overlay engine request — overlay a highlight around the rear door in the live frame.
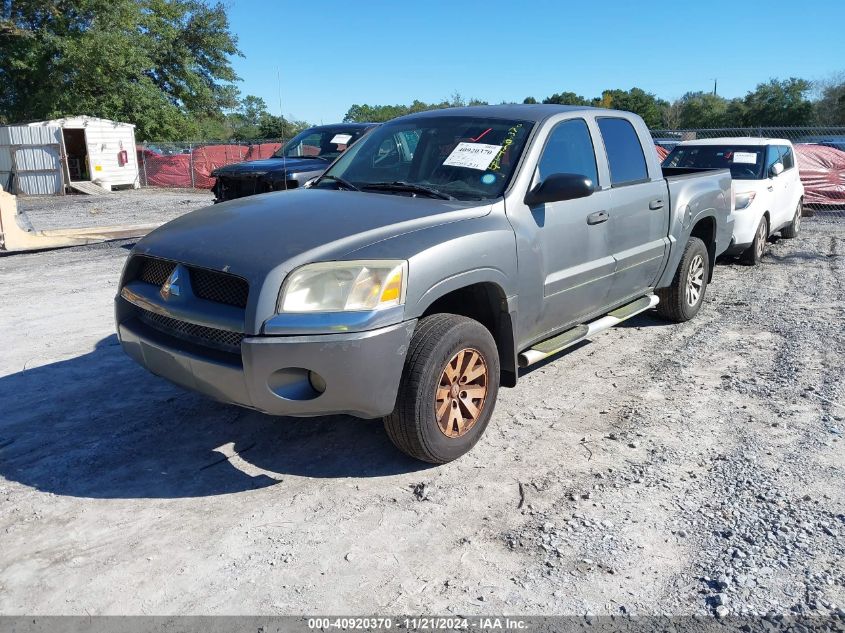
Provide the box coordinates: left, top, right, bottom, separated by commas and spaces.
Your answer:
778, 144, 800, 223
596, 117, 669, 306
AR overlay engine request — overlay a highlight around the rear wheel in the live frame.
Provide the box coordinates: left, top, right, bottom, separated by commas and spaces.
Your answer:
384, 314, 500, 464
781, 200, 802, 239
656, 236, 709, 323
742, 216, 768, 265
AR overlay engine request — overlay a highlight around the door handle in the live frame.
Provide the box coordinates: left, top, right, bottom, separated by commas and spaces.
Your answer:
649, 199, 664, 210
587, 211, 609, 225
767, 185, 774, 192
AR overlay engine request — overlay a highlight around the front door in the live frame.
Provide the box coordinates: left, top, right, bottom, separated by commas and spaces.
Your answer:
527, 118, 615, 340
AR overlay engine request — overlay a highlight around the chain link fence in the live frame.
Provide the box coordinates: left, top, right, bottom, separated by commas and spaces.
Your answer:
651, 127, 845, 213
137, 139, 289, 190
136, 127, 845, 212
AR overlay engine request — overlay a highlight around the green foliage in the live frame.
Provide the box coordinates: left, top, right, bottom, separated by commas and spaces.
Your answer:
343, 93, 488, 123
740, 78, 814, 126
675, 92, 729, 128
815, 76, 845, 125
596, 88, 670, 128
0, 0, 242, 140
542, 91, 589, 106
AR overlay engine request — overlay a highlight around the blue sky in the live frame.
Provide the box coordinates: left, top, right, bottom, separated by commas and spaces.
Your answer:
226, 0, 845, 124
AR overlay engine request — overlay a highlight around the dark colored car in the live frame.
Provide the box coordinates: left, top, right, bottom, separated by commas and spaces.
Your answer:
210, 123, 377, 202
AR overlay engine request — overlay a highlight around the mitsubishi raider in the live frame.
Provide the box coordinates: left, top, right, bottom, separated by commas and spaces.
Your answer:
116, 105, 733, 463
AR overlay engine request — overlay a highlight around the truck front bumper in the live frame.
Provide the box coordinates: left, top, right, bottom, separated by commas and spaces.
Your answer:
117, 315, 416, 419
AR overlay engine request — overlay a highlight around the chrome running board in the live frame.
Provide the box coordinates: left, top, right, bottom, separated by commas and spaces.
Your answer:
518, 294, 659, 367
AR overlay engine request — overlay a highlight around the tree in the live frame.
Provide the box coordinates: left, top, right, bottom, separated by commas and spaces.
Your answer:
814, 74, 845, 125
343, 94, 488, 123
596, 88, 669, 128
0, 0, 241, 140
741, 78, 814, 126
674, 92, 729, 128
223, 95, 309, 140
542, 91, 588, 106
522, 96, 538, 104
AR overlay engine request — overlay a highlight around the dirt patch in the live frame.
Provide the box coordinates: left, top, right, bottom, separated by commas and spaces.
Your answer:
0, 220, 842, 616
16, 188, 213, 232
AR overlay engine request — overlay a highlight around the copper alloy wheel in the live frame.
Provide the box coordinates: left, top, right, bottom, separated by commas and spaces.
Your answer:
435, 348, 488, 438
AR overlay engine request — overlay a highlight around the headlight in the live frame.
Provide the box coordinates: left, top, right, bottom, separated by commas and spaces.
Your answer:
734, 192, 756, 210
278, 260, 407, 313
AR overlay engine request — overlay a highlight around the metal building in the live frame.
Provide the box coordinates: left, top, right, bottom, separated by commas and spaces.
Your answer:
0, 116, 141, 195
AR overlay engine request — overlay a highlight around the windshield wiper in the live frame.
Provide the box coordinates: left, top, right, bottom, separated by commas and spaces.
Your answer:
361, 181, 455, 200
318, 174, 360, 191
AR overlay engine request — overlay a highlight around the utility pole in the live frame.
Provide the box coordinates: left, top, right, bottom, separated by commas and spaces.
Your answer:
713, 79, 718, 96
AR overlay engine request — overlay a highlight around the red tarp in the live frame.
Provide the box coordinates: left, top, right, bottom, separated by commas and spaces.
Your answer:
794, 144, 845, 206
137, 143, 282, 189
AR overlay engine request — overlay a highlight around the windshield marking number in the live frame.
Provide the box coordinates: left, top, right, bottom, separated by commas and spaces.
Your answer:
443, 142, 502, 171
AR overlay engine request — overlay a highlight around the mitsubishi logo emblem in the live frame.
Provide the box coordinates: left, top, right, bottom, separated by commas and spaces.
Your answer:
160, 265, 184, 300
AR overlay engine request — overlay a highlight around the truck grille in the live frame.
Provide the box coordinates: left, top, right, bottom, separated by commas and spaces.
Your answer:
132, 256, 249, 309
138, 308, 245, 352
189, 268, 249, 308
216, 176, 268, 201
139, 257, 175, 286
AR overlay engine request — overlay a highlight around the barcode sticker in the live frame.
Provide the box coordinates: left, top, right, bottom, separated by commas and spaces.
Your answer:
443, 143, 502, 170
733, 152, 759, 164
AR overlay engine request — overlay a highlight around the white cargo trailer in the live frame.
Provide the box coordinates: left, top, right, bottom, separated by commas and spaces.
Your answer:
0, 116, 141, 195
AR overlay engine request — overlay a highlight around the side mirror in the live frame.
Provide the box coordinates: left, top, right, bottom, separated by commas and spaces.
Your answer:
524, 173, 595, 206
770, 162, 784, 177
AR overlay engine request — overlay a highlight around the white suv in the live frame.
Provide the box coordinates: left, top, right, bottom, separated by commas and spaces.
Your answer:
662, 138, 804, 264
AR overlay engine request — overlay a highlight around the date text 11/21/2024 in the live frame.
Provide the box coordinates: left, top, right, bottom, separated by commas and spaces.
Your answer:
306, 617, 530, 630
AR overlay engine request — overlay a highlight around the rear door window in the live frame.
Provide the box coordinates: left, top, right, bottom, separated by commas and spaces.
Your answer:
536, 119, 598, 185
597, 118, 648, 186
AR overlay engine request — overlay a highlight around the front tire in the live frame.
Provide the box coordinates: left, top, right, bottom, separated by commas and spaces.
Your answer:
781, 200, 802, 239
742, 216, 768, 265
656, 236, 709, 323
384, 314, 500, 464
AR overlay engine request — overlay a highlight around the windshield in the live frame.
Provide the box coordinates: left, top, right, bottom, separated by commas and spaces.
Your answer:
663, 145, 766, 180
315, 116, 534, 201
274, 127, 368, 160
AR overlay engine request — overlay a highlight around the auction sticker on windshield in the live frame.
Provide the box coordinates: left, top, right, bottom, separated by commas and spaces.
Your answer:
331, 134, 353, 145
443, 142, 502, 170
733, 151, 759, 164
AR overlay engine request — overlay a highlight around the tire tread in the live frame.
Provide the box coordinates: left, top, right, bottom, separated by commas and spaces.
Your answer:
656, 236, 708, 323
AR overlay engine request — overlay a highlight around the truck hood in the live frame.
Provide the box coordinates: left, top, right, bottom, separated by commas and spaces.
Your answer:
133, 188, 490, 287
211, 156, 328, 177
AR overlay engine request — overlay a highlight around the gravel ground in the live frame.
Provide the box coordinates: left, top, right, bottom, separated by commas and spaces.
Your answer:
0, 215, 842, 617
16, 188, 213, 231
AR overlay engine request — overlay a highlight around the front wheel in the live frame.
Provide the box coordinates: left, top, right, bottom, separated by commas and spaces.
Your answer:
384, 314, 500, 464
656, 236, 709, 323
742, 216, 768, 265
781, 200, 802, 239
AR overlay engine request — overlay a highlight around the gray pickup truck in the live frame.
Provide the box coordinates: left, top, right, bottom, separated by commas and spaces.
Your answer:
116, 104, 733, 463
